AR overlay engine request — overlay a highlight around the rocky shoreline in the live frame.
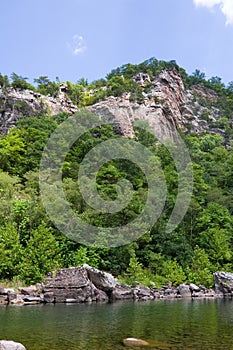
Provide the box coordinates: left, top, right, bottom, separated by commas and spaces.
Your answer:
1, 266, 233, 306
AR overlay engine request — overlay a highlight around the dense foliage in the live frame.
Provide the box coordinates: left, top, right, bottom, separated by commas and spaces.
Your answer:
0, 58, 233, 288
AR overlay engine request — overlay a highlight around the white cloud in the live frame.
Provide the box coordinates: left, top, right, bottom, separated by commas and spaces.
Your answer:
193, 0, 233, 25
67, 34, 87, 55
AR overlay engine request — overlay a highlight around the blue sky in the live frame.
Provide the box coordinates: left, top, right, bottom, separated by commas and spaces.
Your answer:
1, 0, 233, 85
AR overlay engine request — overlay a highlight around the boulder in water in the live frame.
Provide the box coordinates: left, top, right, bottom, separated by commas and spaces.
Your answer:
123, 338, 149, 347
0, 340, 26, 350
123, 337, 171, 348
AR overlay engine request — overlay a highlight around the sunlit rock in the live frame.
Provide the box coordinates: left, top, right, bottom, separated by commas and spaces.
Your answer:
123, 338, 150, 347
0, 340, 26, 350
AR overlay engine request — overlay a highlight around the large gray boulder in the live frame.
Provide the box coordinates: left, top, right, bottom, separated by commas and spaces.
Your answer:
83, 264, 116, 292
0, 341, 26, 350
42, 266, 111, 303
43, 266, 97, 303
214, 272, 233, 294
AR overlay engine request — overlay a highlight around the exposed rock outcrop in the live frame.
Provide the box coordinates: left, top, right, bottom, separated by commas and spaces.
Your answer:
214, 272, 233, 295
43, 266, 107, 303
88, 68, 185, 141
0, 266, 228, 306
0, 86, 78, 134
0, 68, 229, 143
132, 73, 151, 87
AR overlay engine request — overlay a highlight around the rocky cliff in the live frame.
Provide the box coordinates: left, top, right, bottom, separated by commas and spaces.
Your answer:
0, 68, 230, 142
0, 86, 78, 134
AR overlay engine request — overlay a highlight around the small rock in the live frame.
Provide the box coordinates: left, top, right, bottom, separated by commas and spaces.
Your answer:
4, 288, 15, 294
164, 288, 174, 295
123, 338, 149, 347
18, 286, 38, 295
111, 283, 133, 300
23, 296, 41, 303
178, 284, 191, 297
189, 283, 200, 293
199, 284, 207, 291
133, 283, 153, 300
123, 338, 170, 348
9, 295, 25, 305
0, 296, 8, 305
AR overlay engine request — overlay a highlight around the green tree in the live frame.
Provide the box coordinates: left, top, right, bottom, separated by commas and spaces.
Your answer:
10, 73, 35, 90
0, 224, 22, 279
34, 76, 60, 97
186, 246, 214, 287
19, 224, 61, 284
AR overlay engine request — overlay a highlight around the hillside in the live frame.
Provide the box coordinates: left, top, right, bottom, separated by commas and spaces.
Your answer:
0, 58, 233, 288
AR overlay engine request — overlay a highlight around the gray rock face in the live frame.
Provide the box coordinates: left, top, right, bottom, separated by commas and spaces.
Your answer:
0, 86, 78, 134
0, 341, 26, 350
88, 68, 185, 142
43, 266, 101, 303
214, 272, 233, 294
0, 68, 229, 144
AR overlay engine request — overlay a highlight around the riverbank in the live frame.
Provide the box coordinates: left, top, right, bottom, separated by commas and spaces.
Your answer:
0, 266, 232, 306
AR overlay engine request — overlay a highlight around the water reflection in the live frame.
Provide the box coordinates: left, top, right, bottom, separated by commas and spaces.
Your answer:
0, 299, 233, 349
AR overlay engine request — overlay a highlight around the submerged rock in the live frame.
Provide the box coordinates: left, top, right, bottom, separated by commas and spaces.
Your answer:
123, 338, 170, 348
123, 338, 150, 347
0, 340, 26, 350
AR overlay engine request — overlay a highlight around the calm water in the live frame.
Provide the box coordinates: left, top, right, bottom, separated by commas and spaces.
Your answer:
0, 298, 233, 349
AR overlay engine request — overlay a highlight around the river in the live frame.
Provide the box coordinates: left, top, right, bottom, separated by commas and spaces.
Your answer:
0, 298, 233, 349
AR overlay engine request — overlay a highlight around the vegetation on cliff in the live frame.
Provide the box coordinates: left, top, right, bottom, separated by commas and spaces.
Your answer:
0, 58, 233, 288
